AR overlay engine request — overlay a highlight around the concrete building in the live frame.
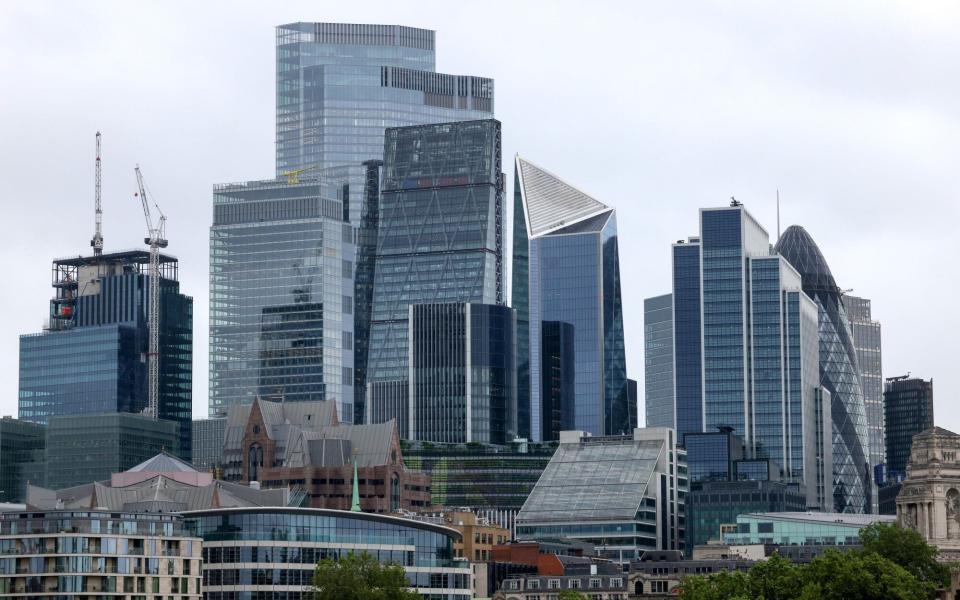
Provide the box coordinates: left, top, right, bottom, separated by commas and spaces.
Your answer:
896, 426, 960, 561
516, 428, 686, 562
0, 510, 202, 598
629, 550, 754, 597
223, 397, 431, 512
414, 509, 510, 562
885, 376, 935, 477
499, 558, 627, 600
185, 507, 472, 599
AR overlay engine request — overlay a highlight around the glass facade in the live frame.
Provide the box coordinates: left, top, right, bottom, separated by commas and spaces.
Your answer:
540, 320, 576, 441
191, 417, 227, 472
0, 419, 44, 502
518, 157, 629, 439
685, 431, 743, 484
685, 481, 807, 551
643, 294, 674, 429
511, 170, 531, 439
847, 295, 884, 472
19, 252, 192, 457
722, 512, 895, 546
0, 510, 201, 598
516, 429, 687, 561
209, 177, 355, 420
184, 508, 471, 599
367, 120, 504, 437
45, 413, 179, 490
409, 303, 516, 444
776, 225, 872, 513
672, 241, 702, 441
883, 377, 934, 477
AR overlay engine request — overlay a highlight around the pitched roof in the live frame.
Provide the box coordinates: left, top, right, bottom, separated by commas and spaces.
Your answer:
286, 421, 397, 468
224, 398, 339, 454
516, 156, 612, 238
914, 426, 959, 439
128, 451, 197, 473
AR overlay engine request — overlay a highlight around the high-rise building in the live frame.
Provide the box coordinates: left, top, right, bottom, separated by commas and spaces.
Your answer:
209, 175, 357, 420
671, 205, 826, 509
513, 156, 629, 440
846, 295, 883, 471
644, 294, 674, 429
409, 303, 516, 444
776, 226, 872, 513
884, 376, 934, 477
515, 428, 687, 562
19, 251, 193, 457
191, 417, 227, 472
0, 417, 45, 502
44, 413, 179, 489
366, 119, 505, 438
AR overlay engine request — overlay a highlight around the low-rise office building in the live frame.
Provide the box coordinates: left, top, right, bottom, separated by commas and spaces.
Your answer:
414, 509, 510, 562
722, 512, 895, 546
629, 550, 754, 597
183, 506, 471, 599
500, 558, 627, 600
0, 510, 202, 598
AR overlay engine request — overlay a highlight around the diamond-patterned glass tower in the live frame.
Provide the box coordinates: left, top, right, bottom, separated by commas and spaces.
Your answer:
365, 119, 504, 437
776, 225, 872, 513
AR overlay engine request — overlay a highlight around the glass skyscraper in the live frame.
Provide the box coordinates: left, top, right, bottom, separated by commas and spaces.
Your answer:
776, 225, 872, 513
19, 251, 193, 457
209, 23, 495, 421
409, 302, 516, 444
513, 156, 629, 441
366, 119, 504, 438
883, 376, 934, 477
670, 205, 828, 510
209, 176, 357, 420
644, 293, 674, 429
846, 295, 884, 471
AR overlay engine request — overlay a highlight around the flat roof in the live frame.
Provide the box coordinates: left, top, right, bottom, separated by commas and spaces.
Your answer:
53, 249, 178, 267
738, 512, 896, 527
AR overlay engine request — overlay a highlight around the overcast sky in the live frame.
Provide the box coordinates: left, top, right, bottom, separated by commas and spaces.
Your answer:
1, 1, 958, 429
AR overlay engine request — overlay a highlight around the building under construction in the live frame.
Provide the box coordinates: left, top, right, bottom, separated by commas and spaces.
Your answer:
19, 248, 193, 458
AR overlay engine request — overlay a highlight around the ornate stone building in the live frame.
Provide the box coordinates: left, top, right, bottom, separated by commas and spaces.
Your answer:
896, 426, 960, 561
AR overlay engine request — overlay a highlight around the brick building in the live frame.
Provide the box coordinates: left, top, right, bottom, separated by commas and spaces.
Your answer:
223, 397, 431, 512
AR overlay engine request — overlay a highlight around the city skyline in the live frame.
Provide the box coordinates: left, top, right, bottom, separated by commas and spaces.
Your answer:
2, 2, 958, 429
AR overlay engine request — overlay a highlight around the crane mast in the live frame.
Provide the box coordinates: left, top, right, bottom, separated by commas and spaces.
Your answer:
90, 132, 104, 256
134, 165, 167, 419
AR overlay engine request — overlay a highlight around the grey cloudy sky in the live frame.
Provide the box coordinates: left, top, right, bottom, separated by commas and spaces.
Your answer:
1, 1, 958, 427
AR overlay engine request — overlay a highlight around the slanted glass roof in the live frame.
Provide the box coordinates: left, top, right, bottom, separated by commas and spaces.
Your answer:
517, 440, 662, 523
517, 157, 611, 238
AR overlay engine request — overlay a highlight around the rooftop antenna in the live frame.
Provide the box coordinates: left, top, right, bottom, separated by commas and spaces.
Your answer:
776, 188, 781, 240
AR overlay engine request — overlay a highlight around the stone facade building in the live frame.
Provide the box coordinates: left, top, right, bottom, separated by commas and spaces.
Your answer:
896, 426, 960, 561
223, 398, 431, 512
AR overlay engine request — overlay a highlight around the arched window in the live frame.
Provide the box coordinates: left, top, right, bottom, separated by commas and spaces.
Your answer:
248, 444, 263, 481
390, 473, 401, 512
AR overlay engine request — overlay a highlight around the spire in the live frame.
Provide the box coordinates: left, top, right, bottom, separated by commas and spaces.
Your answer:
350, 459, 361, 512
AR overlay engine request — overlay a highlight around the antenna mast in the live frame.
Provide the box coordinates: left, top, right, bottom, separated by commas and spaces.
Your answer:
91, 132, 104, 256
776, 188, 781, 240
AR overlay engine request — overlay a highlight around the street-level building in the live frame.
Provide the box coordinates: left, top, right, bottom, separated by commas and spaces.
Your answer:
629, 550, 754, 597
500, 558, 627, 600
722, 511, 894, 546
516, 428, 686, 562
184, 507, 471, 600
0, 510, 202, 598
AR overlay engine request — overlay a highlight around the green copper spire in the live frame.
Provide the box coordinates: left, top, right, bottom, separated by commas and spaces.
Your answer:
350, 459, 361, 512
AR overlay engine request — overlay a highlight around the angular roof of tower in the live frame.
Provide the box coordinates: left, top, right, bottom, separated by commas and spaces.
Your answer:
128, 451, 197, 473
516, 156, 612, 238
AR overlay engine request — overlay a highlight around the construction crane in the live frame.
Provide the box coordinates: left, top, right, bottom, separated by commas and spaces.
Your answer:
90, 132, 104, 256
281, 164, 323, 184
134, 165, 168, 419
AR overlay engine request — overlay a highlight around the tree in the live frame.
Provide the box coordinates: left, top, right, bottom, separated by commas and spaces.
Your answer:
800, 548, 929, 600
558, 591, 589, 600
859, 521, 950, 589
312, 551, 420, 600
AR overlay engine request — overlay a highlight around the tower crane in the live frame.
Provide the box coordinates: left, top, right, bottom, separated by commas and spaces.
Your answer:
90, 132, 104, 256
134, 165, 167, 419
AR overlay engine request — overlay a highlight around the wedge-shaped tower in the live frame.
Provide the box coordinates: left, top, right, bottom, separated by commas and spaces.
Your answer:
512, 156, 629, 441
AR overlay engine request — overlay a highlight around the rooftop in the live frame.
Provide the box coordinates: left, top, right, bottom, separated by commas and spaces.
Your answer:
738, 512, 896, 527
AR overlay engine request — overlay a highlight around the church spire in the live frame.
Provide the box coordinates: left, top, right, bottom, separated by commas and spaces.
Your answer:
350, 460, 361, 512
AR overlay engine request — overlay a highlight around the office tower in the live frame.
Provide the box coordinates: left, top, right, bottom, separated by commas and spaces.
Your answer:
644, 294, 674, 429
353, 159, 383, 424
776, 226, 872, 513
512, 164, 532, 440
45, 413, 178, 489
513, 156, 629, 440
366, 119, 504, 438
884, 376, 934, 477
191, 417, 227, 472
409, 303, 516, 444
0, 417, 45, 502
19, 251, 193, 457
539, 320, 575, 441
275, 22, 494, 177
628, 378, 639, 429
671, 205, 826, 509
516, 428, 687, 561
209, 175, 357, 420
846, 295, 884, 472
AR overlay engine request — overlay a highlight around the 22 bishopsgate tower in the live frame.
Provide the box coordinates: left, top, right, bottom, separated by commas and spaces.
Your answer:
210, 23, 495, 421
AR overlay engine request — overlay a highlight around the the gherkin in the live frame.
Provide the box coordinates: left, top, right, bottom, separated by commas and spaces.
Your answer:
776, 225, 871, 513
